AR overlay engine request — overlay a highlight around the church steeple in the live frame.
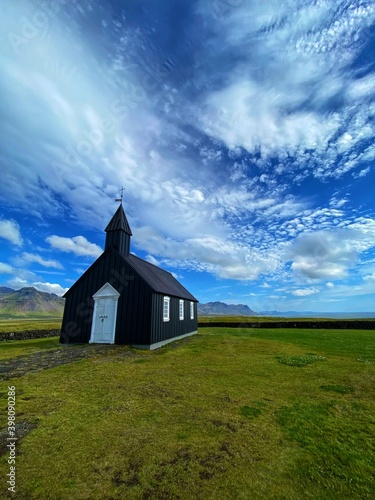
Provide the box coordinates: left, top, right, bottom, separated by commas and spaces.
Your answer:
105, 204, 132, 256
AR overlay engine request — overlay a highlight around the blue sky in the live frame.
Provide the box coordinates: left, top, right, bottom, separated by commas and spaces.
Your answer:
0, 0, 375, 313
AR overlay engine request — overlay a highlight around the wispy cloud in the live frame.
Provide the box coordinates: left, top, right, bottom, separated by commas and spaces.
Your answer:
353, 167, 370, 179
195, 0, 375, 182
0, 1, 374, 310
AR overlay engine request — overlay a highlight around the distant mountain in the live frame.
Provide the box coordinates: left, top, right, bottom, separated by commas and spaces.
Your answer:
198, 301, 256, 316
0, 287, 65, 317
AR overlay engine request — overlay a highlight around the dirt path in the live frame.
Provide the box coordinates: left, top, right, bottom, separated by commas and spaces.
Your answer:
0, 344, 136, 380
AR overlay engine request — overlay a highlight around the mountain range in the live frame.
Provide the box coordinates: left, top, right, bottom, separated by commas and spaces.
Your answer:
1, 289, 371, 319
197, 301, 255, 316
0, 287, 65, 317
0, 289, 257, 318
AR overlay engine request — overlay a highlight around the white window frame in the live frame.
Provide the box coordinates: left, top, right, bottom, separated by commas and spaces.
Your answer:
179, 299, 184, 320
163, 296, 170, 322
190, 301, 194, 320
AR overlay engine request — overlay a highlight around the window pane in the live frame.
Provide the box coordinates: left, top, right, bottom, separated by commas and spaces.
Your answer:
163, 297, 170, 321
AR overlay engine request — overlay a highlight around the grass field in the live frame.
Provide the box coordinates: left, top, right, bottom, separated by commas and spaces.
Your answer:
0, 337, 62, 361
1, 327, 374, 499
0, 317, 62, 333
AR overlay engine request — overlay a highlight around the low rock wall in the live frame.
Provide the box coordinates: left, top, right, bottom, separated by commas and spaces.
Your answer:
0, 329, 61, 342
198, 320, 375, 329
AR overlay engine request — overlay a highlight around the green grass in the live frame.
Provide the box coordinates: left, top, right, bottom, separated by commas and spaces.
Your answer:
0, 327, 374, 499
320, 384, 354, 394
0, 336, 61, 361
277, 353, 326, 367
0, 317, 62, 333
232, 326, 375, 361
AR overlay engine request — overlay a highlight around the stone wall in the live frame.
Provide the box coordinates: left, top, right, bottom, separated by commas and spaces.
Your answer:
0, 329, 61, 342
198, 320, 375, 329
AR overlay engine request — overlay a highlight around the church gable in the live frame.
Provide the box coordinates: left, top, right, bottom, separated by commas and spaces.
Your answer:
93, 282, 120, 299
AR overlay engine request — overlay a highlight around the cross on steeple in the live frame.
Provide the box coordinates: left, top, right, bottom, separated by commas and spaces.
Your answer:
115, 186, 125, 204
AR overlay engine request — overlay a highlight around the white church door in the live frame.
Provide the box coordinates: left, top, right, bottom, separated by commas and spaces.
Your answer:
90, 283, 120, 344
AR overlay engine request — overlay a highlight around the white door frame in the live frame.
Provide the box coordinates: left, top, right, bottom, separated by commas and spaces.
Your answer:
90, 282, 120, 344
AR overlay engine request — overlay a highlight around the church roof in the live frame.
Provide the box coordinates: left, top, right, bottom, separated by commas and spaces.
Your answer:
64, 204, 197, 302
63, 248, 198, 301
105, 204, 132, 235
125, 254, 198, 301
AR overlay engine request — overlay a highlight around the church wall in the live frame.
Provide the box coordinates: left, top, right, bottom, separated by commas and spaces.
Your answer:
60, 250, 153, 344
150, 294, 198, 345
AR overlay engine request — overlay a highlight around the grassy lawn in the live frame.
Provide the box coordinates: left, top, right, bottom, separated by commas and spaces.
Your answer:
1, 327, 374, 499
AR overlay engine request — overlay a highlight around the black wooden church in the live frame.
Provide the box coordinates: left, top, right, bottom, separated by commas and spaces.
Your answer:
60, 203, 198, 349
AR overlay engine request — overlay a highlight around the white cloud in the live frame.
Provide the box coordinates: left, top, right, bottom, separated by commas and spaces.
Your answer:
6, 278, 29, 290
136, 226, 281, 281
0, 0, 374, 309
46, 235, 102, 258
0, 219, 23, 246
145, 255, 161, 267
287, 219, 375, 281
0, 262, 14, 274
288, 229, 359, 280
352, 167, 370, 179
194, 0, 375, 182
347, 73, 375, 100
292, 287, 320, 297
199, 80, 341, 157
329, 197, 348, 209
348, 218, 375, 251
32, 282, 68, 296
18, 252, 63, 269
5, 276, 68, 297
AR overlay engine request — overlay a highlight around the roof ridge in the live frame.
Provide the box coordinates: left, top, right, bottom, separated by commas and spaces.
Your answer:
125, 253, 197, 301
128, 253, 173, 276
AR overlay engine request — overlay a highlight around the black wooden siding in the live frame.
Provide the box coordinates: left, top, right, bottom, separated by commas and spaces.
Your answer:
104, 230, 130, 256
60, 250, 153, 345
150, 294, 198, 345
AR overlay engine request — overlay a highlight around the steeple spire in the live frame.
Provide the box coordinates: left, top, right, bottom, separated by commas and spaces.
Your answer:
104, 203, 132, 256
